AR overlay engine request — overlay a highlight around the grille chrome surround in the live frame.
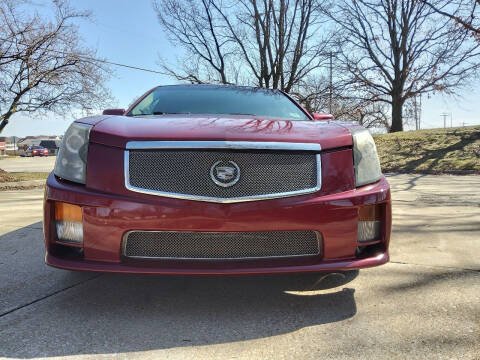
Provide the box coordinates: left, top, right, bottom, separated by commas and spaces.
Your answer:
124, 141, 322, 203
126, 140, 321, 151
122, 230, 322, 260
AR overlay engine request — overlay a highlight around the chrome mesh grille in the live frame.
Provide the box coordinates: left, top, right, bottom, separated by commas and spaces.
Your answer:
123, 231, 321, 259
127, 149, 319, 201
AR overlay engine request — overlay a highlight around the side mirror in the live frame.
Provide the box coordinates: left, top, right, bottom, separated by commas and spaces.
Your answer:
312, 113, 334, 121
103, 108, 125, 116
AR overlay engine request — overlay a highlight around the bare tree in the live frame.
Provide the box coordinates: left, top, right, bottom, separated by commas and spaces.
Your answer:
421, 0, 480, 37
154, 0, 332, 92
334, 98, 391, 130
154, 0, 233, 85
0, 0, 111, 133
325, 0, 480, 132
290, 74, 332, 113
289, 71, 391, 130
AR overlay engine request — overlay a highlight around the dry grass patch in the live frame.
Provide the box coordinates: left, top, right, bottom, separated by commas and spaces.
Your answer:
0, 169, 49, 183
374, 126, 480, 174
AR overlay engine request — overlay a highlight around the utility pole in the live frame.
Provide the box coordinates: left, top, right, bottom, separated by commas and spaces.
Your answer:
419, 93, 422, 130
441, 113, 449, 128
329, 51, 333, 114
450, 113, 453, 128
414, 95, 418, 130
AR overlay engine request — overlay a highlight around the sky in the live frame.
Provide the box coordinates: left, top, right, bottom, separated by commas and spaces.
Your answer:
3, 0, 480, 137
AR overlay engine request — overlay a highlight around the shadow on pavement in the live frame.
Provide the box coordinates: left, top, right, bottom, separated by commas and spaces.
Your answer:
0, 222, 358, 359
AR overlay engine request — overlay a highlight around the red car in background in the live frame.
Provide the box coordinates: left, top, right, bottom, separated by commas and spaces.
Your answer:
43, 84, 391, 275
25, 146, 49, 157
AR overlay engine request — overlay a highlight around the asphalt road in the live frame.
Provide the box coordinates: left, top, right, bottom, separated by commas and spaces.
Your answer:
0, 156, 56, 173
0, 174, 479, 359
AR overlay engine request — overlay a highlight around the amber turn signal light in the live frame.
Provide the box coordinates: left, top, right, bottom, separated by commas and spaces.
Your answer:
358, 204, 382, 221
55, 202, 82, 222
357, 204, 382, 243
54, 202, 83, 245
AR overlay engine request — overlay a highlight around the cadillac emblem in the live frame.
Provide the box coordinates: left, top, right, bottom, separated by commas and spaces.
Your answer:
210, 160, 240, 187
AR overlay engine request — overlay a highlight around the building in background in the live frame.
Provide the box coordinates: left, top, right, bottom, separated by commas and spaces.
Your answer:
17, 135, 61, 155
39, 140, 61, 155
18, 135, 56, 148
0, 138, 5, 156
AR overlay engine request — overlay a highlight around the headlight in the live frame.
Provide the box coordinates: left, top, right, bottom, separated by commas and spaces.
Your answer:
54, 122, 92, 184
352, 128, 381, 187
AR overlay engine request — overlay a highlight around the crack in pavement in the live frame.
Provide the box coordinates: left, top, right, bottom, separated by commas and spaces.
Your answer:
390, 260, 480, 273
0, 274, 103, 319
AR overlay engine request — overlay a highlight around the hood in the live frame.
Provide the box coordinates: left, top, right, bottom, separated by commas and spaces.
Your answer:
86, 114, 353, 151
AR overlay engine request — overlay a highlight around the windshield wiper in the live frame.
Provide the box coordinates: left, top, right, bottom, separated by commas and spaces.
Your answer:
153, 111, 192, 115
129, 112, 187, 116
227, 112, 256, 116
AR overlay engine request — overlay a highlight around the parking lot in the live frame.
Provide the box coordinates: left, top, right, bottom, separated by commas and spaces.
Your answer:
0, 174, 479, 359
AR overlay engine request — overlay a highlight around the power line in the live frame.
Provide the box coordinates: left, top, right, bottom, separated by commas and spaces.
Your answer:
89, 58, 166, 75
0, 36, 166, 75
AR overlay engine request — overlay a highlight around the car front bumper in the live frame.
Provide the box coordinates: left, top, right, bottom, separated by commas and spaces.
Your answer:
44, 173, 391, 275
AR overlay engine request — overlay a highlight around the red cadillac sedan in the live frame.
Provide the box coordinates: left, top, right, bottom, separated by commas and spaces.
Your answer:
43, 85, 391, 274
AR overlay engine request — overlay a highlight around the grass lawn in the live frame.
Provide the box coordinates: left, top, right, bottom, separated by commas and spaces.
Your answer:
374, 126, 480, 174
0, 169, 50, 183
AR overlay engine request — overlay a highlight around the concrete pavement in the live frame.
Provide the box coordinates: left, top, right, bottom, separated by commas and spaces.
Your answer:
0, 174, 479, 359
0, 156, 56, 173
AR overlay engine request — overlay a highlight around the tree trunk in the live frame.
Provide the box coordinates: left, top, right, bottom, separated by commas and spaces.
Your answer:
0, 120, 7, 134
0, 113, 11, 134
390, 95, 404, 132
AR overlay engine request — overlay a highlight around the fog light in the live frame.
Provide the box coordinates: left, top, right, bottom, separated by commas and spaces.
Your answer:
55, 202, 83, 244
357, 204, 382, 243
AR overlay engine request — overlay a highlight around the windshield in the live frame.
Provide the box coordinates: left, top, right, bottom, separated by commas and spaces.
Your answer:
128, 85, 310, 121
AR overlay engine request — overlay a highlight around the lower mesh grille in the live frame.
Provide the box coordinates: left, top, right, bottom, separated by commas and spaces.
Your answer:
123, 230, 321, 260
